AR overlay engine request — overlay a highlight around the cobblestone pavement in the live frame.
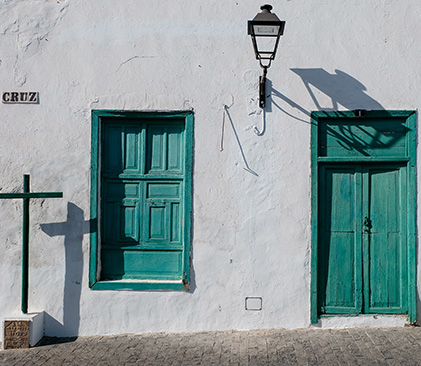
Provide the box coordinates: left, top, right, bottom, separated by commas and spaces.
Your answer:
1, 327, 421, 365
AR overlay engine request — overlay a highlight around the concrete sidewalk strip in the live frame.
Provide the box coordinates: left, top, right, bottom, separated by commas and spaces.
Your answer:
1, 327, 421, 365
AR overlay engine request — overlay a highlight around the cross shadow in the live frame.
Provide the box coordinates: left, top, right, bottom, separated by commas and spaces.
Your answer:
40, 202, 90, 337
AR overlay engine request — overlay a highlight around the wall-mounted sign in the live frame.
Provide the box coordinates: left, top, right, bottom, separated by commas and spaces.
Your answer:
2, 92, 39, 104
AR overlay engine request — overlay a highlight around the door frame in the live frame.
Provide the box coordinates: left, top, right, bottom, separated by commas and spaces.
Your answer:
310, 110, 417, 324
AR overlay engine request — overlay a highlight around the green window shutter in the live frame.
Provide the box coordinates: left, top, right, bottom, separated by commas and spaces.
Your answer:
90, 111, 193, 291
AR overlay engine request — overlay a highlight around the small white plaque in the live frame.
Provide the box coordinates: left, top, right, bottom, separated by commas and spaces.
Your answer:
245, 297, 262, 311
2, 91, 39, 104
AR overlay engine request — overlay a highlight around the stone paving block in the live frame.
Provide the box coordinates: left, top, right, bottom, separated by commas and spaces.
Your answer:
2, 327, 421, 365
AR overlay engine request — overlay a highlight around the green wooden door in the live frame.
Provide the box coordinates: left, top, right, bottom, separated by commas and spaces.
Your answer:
319, 165, 362, 314
363, 165, 407, 314
101, 120, 186, 281
311, 111, 416, 324
318, 164, 407, 315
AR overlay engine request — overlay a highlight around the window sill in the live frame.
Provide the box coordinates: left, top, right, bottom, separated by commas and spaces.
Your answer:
90, 279, 189, 291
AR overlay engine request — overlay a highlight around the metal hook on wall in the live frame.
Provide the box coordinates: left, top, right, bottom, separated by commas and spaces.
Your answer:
253, 108, 266, 136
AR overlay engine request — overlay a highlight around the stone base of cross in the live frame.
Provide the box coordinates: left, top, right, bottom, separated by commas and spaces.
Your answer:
0, 175, 62, 314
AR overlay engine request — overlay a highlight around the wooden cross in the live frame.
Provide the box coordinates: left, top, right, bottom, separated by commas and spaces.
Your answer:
0, 175, 62, 314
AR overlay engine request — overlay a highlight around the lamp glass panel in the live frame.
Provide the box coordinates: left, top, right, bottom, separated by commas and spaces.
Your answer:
253, 24, 280, 36
254, 36, 278, 58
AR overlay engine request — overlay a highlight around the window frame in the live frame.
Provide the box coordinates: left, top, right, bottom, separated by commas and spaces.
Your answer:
89, 110, 193, 291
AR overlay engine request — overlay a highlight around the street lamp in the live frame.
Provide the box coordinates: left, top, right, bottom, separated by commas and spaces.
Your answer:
248, 4, 285, 108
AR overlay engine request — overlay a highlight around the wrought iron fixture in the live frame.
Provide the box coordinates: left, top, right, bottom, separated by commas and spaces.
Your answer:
248, 4, 285, 108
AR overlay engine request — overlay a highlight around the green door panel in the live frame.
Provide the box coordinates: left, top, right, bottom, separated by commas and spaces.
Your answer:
101, 249, 183, 280
170, 202, 181, 243
103, 200, 141, 243
105, 182, 140, 197
147, 182, 180, 198
120, 200, 140, 241
103, 125, 123, 174
102, 181, 141, 246
103, 123, 143, 175
146, 123, 184, 174
147, 126, 165, 172
143, 200, 182, 247
123, 126, 142, 173
364, 166, 407, 313
318, 166, 362, 314
319, 119, 409, 158
144, 181, 182, 247
167, 126, 183, 172
318, 163, 408, 316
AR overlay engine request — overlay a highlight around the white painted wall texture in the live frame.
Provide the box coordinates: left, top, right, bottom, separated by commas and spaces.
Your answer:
0, 0, 420, 338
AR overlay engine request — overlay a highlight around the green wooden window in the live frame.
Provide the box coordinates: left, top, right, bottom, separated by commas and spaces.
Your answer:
311, 111, 417, 324
90, 111, 193, 291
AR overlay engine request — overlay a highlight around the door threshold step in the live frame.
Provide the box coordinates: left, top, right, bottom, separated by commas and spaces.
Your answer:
311, 315, 408, 329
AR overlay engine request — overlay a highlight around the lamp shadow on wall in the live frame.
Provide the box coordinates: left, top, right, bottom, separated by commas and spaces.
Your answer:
269, 68, 408, 155
40, 202, 89, 339
289, 68, 385, 111
275, 69, 409, 157
268, 68, 385, 125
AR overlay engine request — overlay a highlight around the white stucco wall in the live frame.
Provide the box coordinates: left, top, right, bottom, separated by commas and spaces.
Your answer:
0, 0, 420, 338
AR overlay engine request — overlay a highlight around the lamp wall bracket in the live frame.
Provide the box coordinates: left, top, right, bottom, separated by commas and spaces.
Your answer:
259, 66, 268, 109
